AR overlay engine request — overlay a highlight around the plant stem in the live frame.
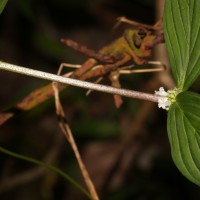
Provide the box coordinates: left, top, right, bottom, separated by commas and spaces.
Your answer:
0, 61, 160, 103
0, 146, 93, 199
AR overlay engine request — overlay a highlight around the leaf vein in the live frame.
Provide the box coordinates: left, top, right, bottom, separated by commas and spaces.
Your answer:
171, 1, 184, 69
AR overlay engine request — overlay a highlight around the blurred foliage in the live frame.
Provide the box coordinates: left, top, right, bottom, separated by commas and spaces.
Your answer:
0, 0, 8, 14
1, 0, 200, 200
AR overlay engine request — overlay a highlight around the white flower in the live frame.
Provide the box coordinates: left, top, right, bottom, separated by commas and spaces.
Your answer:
155, 87, 171, 110
155, 87, 168, 97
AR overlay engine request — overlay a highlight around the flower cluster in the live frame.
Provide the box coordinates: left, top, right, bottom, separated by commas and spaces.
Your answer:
155, 87, 180, 110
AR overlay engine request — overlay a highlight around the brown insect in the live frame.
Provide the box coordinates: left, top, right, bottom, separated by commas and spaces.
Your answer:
60, 17, 165, 107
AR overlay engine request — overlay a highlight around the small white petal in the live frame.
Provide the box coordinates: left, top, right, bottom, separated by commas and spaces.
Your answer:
155, 87, 180, 110
155, 87, 168, 97
158, 97, 171, 110
155, 87, 172, 110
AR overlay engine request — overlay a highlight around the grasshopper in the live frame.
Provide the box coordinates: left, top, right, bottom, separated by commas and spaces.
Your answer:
60, 17, 164, 107
0, 17, 165, 126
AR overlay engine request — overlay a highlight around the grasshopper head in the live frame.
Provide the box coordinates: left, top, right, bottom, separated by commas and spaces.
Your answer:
124, 28, 155, 64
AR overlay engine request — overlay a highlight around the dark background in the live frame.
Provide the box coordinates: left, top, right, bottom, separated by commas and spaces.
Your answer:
0, 0, 200, 200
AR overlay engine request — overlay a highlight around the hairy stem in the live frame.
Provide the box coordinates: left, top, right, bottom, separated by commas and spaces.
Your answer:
0, 61, 160, 103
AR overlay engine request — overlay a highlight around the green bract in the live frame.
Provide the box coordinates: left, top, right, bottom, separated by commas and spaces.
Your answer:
164, 0, 200, 91
167, 92, 200, 186
164, 0, 200, 186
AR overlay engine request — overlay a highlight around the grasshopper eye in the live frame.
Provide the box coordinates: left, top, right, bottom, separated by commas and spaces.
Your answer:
138, 28, 147, 40
133, 34, 142, 48
133, 28, 147, 48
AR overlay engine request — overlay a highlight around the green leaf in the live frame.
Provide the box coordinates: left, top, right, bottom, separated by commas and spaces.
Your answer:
0, 0, 8, 14
164, 0, 200, 90
167, 92, 200, 186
